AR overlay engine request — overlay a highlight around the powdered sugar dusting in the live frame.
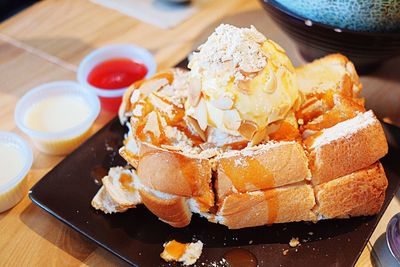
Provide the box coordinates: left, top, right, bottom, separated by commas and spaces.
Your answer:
310, 111, 377, 148
218, 140, 295, 159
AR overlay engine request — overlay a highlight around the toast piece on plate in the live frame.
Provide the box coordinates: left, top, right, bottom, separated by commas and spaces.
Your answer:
215, 183, 316, 229
91, 167, 142, 214
314, 162, 388, 219
215, 141, 310, 202
160, 240, 203, 265
304, 110, 388, 185
296, 54, 361, 97
136, 143, 214, 212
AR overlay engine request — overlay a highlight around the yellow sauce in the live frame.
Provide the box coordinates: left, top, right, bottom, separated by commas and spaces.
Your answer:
23, 94, 93, 155
0, 143, 29, 213
24, 95, 90, 133
0, 143, 25, 186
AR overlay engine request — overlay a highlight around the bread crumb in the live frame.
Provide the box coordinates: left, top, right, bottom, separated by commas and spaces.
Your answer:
283, 249, 289, 255
289, 237, 300, 247
160, 240, 203, 266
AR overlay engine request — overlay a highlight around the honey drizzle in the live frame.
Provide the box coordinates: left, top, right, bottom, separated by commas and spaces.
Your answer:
119, 172, 135, 192
264, 189, 278, 224
269, 121, 300, 141
296, 90, 335, 125
140, 148, 202, 197
301, 96, 365, 133
133, 92, 204, 147
171, 153, 200, 196
303, 131, 323, 149
164, 240, 187, 260
220, 156, 274, 192
221, 141, 248, 151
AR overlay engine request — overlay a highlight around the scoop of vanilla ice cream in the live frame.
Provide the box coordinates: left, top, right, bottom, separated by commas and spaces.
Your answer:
185, 24, 299, 138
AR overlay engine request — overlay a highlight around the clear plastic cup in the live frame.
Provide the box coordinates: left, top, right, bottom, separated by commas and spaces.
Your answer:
77, 44, 157, 112
15, 81, 100, 156
0, 131, 33, 212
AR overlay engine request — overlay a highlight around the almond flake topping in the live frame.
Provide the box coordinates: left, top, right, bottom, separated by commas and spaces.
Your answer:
189, 24, 267, 85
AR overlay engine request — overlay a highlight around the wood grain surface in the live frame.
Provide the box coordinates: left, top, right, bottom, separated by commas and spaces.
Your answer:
0, 0, 399, 266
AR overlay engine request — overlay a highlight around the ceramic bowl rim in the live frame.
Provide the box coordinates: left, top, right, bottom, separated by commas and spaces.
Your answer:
262, 0, 400, 36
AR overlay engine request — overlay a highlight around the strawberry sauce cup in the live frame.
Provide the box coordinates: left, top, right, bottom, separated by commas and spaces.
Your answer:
77, 44, 157, 112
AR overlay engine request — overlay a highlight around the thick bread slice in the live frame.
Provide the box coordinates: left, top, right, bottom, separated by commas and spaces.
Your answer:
305, 111, 388, 185
137, 143, 214, 209
91, 167, 141, 214
314, 162, 388, 219
216, 183, 316, 229
296, 53, 361, 97
139, 189, 192, 228
216, 141, 310, 201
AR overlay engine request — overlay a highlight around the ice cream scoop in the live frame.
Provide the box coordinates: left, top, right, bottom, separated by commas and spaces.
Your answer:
185, 24, 300, 140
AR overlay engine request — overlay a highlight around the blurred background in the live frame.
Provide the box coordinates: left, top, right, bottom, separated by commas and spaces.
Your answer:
0, 0, 38, 22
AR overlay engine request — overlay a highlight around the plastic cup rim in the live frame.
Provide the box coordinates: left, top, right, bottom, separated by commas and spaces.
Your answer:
77, 44, 157, 98
14, 80, 101, 141
0, 131, 33, 194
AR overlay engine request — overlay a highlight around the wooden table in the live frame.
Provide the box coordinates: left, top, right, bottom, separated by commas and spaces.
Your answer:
0, 0, 399, 266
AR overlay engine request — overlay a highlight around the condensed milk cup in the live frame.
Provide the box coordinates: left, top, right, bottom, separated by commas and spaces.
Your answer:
15, 81, 100, 156
0, 132, 33, 212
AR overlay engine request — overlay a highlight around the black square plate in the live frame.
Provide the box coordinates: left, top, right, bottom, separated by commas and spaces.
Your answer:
29, 67, 400, 267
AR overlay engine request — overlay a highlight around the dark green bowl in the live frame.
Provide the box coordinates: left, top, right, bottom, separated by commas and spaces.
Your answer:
260, 0, 400, 72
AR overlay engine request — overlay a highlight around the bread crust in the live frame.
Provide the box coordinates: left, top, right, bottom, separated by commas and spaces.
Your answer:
306, 111, 388, 185
217, 183, 316, 229
137, 143, 214, 208
314, 162, 388, 218
139, 189, 192, 228
216, 142, 310, 201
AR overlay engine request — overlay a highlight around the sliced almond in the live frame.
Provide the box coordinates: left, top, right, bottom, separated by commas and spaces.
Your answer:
223, 109, 241, 131
188, 76, 201, 107
211, 97, 234, 110
199, 148, 219, 159
186, 116, 207, 141
140, 78, 169, 96
143, 111, 160, 137
130, 89, 141, 104
264, 64, 277, 94
132, 103, 144, 117
238, 120, 258, 140
160, 144, 182, 151
194, 98, 208, 131
148, 93, 174, 119
250, 123, 280, 146
199, 142, 216, 151
250, 126, 268, 146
